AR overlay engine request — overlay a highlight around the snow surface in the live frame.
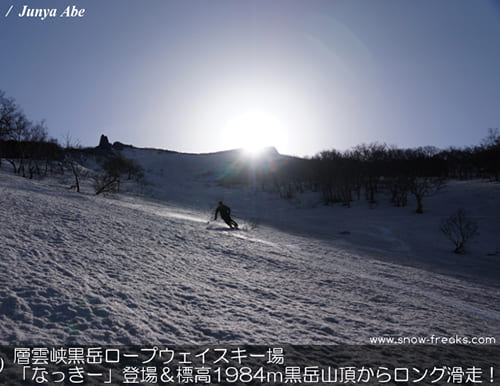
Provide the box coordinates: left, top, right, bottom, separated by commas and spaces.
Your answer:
0, 148, 499, 345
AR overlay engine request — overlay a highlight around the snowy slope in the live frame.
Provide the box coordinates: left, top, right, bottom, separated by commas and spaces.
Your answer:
1, 157, 499, 345
121, 147, 500, 285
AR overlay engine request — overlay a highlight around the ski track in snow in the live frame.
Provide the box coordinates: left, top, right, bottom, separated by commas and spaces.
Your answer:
0, 170, 499, 345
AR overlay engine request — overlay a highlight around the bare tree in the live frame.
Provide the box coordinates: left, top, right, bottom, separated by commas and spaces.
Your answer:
93, 172, 119, 195
8, 113, 31, 176
481, 128, 500, 149
387, 176, 411, 207
93, 155, 143, 195
351, 143, 387, 204
64, 135, 82, 192
410, 176, 446, 214
479, 128, 500, 181
1, 92, 24, 168
0, 91, 20, 138
441, 209, 479, 253
1, 90, 60, 177
25, 120, 48, 178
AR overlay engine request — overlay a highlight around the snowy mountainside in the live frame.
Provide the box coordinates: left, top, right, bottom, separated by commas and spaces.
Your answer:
118, 146, 500, 286
0, 160, 499, 344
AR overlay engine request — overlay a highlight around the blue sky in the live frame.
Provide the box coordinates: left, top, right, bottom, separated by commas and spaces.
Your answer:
1, 0, 499, 156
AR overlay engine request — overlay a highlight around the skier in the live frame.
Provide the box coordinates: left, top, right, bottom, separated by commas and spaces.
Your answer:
214, 201, 238, 229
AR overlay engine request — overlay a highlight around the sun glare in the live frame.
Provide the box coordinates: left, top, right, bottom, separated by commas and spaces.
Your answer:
222, 110, 286, 156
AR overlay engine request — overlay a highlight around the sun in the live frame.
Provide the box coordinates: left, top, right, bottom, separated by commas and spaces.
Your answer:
222, 110, 286, 155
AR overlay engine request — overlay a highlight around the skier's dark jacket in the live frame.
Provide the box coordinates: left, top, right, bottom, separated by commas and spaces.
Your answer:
215, 203, 231, 222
